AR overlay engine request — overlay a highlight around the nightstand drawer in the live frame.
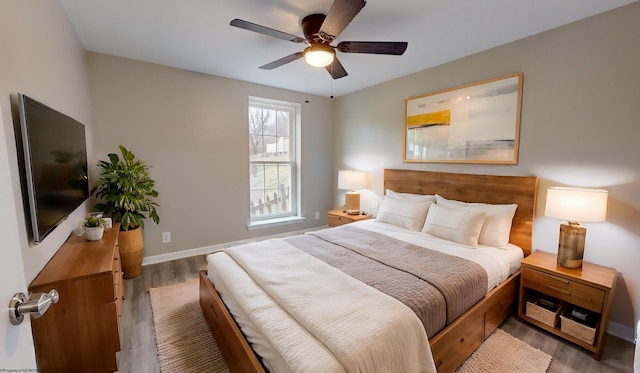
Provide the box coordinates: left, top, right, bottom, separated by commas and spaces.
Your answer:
328, 214, 352, 227
328, 210, 373, 227
523, 267, 605, 313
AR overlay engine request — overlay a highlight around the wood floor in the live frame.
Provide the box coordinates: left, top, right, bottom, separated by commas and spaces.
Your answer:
117, 255, 635, 373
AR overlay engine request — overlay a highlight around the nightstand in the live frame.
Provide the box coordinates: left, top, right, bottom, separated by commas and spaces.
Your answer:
518, 251, 616, 360
328, 209, 373, 227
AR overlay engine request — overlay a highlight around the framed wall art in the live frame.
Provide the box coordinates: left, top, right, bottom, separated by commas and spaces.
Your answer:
404, 73, 523, 164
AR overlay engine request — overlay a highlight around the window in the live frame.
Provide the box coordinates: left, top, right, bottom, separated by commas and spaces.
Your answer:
248, 97, 300, 225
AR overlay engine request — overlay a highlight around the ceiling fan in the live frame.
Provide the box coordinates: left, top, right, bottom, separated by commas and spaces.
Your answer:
230, 0, 408, 79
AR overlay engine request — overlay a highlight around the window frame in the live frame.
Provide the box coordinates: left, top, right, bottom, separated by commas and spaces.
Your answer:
247, 97, 302, 228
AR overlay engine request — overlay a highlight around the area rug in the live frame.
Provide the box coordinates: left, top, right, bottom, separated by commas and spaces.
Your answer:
150, 279, 230, 373
456, 328, 552, 373
151, 280, 551, 373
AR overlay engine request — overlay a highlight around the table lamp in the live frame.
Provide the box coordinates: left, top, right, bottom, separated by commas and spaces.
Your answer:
544, 187, 608, 269
338, 170, 367, 215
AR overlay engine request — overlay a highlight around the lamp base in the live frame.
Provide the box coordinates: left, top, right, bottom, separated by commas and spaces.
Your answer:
344, 192, 360, 215
557, 221, 586, 269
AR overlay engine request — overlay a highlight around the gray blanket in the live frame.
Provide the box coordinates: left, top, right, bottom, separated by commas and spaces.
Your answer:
284, 225, 488, 338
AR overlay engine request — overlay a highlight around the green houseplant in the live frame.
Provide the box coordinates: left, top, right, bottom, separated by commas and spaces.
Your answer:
83, 216, 106, 241
83, 216, 106, 228
91, 145, 160, 278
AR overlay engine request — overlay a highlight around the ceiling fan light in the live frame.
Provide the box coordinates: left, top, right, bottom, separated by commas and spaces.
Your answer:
304, 44, 335, 67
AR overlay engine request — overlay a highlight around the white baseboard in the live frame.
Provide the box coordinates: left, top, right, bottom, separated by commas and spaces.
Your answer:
142, 225, 327, 266
607, 320, 636, 344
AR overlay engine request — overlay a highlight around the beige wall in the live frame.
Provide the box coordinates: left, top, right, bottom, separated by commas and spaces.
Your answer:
87, 53, 333, 258
333, 3, 640, 333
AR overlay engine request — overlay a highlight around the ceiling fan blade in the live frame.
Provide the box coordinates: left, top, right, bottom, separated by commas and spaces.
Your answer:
318, 0, 366, 42
230, 19, 305, 43
337, 41, 408, 55
259, 52, 304, 70
325, 57, 348, 79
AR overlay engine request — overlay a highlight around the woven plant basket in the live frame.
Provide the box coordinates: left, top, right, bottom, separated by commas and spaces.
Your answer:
119, 227, 144, 279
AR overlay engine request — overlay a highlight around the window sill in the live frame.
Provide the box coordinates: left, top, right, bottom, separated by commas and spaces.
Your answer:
246, 216, 306, 230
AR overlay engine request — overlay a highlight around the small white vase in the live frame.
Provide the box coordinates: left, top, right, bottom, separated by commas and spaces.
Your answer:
85, 226, 104, 241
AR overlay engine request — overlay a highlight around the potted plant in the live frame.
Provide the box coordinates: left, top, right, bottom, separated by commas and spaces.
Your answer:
91, 145, 160, 278
83, 216, 106, 241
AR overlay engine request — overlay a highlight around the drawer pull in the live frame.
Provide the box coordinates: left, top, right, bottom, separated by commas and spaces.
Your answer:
547, 285, 571, 295
547, 274, 570, 284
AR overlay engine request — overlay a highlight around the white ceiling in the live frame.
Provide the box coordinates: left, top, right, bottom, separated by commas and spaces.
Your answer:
59, 0, 635, 97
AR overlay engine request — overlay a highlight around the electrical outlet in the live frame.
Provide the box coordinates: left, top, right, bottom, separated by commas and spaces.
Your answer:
371, 200, 379, 209
314, 212, 320, 220
162, 232, 171, 243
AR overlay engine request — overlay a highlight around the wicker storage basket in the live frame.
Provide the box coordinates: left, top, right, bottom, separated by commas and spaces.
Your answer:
526, 296, 563, 327
560, 308, 599, 345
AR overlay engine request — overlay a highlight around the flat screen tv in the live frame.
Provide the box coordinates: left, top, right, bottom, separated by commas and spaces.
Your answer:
13, 93, 89, 244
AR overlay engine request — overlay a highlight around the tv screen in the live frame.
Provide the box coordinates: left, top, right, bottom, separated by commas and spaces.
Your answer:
14, 93, 89, 243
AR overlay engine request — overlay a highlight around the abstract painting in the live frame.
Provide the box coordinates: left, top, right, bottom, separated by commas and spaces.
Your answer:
404, 73, 523, 164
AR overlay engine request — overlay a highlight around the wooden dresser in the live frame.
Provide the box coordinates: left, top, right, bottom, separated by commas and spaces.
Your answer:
29, 223, 124, 372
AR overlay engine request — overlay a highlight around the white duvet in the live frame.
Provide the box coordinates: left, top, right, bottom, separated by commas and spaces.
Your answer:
210, 237, 436, 373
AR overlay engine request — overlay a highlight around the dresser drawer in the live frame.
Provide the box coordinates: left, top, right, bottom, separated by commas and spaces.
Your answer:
113, 248, 123, 300
523, 267, 605, 313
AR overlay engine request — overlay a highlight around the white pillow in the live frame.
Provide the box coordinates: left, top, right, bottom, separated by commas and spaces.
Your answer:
386, 189, 436, 203
421, 203, 486, 248
376, 196, 433, 231
435, 195, 517, 248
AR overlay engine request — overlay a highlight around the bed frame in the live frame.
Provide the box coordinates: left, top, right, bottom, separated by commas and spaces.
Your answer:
199, 169, 539, 373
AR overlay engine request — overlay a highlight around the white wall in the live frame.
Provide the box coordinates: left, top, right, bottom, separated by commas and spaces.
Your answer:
0, 0, 93, 366
0, 107, 37, 369
333, 3, 640, 334
0, 0, 93, 285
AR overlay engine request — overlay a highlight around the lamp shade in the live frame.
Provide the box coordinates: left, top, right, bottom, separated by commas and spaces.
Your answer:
545, 187, 608, 223
338, 170, 367, 191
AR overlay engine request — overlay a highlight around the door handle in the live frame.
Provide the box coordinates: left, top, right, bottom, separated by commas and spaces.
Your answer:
8, 289, 59, 325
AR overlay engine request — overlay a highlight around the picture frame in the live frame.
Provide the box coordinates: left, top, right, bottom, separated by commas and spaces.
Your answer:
404, 73, 523, 164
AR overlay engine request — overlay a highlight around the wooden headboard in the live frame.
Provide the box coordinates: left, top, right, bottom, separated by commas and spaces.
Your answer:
384, 169, 539, 256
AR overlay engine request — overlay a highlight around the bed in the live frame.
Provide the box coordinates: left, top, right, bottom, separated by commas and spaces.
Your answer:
199, 169, 539, 373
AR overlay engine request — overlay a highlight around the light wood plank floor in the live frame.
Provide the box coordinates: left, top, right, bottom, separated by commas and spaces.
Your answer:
117, 255, 635, 373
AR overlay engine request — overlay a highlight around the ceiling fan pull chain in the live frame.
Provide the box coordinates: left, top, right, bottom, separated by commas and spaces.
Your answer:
305, 63, 310, 103
330, 74, 334, 99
